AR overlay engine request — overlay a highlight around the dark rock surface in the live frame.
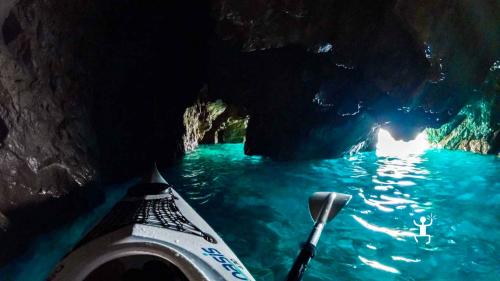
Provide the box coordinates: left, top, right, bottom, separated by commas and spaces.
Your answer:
209, 0, 499, 158
0, 0, 101, 264
0, 0, 98, 214
0, 0, 210, 264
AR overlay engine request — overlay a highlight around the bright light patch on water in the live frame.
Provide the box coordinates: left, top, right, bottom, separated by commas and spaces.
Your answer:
358, 256, 400, 274
391, 256, 421, 263
352, 215, 415, 240
376, 129, 430, 157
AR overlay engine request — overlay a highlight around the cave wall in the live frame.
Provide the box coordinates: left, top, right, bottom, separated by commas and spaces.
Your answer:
0, 0, 210, 263
427, 62, 500, 155
0, 0, 101, 264
0, 0, 98, 215
208, 0, 500, 158
0, 0, 211, 211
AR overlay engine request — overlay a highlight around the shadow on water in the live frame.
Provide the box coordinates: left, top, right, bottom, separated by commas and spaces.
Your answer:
0, 183, 104, 265
0, 180, 135, 280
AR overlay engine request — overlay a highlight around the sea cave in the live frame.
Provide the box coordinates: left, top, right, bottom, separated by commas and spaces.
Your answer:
0, 0, 498, 280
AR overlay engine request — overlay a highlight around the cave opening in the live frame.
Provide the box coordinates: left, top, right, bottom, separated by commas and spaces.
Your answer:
375, 128, 430, 157
182, 98, 249, 153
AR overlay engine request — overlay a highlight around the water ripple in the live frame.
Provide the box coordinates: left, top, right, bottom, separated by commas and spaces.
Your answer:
358, 256, 400, 274
352, 215, 415, 241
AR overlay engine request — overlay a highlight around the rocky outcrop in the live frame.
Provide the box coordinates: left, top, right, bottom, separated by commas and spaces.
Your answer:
427, 61, 500, 155
183, 98, 228, 151
183, 96, 248, 152
0, 0, 98, 214
427, 100, 495, 154
0, 0, 102, 265
216, 115, 248, 143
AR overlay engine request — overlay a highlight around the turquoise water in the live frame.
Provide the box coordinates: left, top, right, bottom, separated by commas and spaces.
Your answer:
1, 144, 499, 280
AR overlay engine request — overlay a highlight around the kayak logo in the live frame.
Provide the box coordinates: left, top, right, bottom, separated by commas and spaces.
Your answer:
202, 247, 248, 280
413, 213, 435, 244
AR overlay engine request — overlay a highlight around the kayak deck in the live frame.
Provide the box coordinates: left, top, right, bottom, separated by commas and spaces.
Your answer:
49, 179, 254, 281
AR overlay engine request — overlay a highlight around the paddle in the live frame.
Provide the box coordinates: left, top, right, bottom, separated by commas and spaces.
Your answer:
286, 192, 352, 281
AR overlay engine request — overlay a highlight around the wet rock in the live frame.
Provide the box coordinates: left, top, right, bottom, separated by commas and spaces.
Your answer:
0, 0, 98, 216
183, 96, 248, 151
89, 0, 209, 179
0, 211, 8, 232
426, 99, 498, 155
426, 61, 500, 155
217, 116, 248, 143
0, 2, 210, 262
0, 0, 213, 264
183, 98, 228, 152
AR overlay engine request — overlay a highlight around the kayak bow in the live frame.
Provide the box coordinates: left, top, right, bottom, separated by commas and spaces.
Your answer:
49, 164, 255, 281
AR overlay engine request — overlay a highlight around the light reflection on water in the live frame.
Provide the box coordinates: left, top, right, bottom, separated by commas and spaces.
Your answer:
164, 144, 499, 281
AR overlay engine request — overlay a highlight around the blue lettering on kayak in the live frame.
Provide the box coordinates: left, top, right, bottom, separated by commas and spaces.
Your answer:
202, 247, 248, 280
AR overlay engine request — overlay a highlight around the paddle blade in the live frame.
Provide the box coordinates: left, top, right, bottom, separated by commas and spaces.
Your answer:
308, 192, 352, 223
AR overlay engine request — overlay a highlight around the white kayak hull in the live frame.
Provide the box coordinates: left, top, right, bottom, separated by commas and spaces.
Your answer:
49, 182, 254, 281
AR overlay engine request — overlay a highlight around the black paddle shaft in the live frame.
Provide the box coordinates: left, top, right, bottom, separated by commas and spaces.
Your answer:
286, 243, 316, 281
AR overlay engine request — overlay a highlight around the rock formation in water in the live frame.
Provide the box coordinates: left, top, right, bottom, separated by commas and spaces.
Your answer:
427, 62, 500, 155
183, 91, 248, 152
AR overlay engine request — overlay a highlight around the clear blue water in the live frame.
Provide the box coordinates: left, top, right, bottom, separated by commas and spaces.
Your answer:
1, 144, 499, 280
